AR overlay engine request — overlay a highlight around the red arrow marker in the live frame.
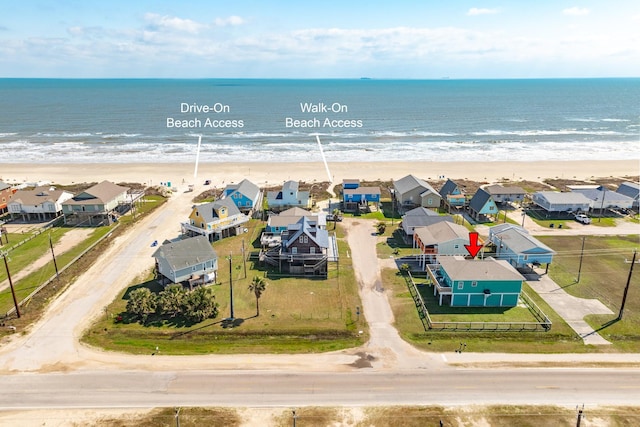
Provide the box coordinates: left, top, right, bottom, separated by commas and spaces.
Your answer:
464, 232, 483, 258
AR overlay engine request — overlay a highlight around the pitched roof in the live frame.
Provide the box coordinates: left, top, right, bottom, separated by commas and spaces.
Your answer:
414, 221, 469, 246
402, 208, 453, 230
225, 179, 260, 202
344, 186, 381, 196
438, 256, 524, 281
11, 186, 70, 205
64, 181, 129, 205
572, 188, 634, 205
489, 225, 555, 255
268, 207, 324, 228
153, 235, 217, 270
616, 182, 640, 199
534, 191, 592, 205
394, 174, 434, 195
283, 216, 329, 249
196, 198, 241, 223
485, 184, 526, 195
468, 188, 493, 211
0, 181, 11, 191
282, 180, 299, 192
439, 179, 462, 197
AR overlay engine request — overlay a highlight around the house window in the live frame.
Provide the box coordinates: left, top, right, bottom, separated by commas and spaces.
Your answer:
471, 281, 478, 287
427, 198, 433, 205
524, 255, 529, 261
454, 244, 459, 249
192, 266, 197, 271
457, 281, 464, 289
310, 247, 316, 254
292, 247, 298, 254
489, 206, 495, 211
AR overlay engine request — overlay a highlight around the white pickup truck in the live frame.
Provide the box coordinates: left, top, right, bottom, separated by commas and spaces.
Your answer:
575, 213, 591, 224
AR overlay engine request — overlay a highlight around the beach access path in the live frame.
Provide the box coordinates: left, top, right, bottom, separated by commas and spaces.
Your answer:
1, 185, 639, 374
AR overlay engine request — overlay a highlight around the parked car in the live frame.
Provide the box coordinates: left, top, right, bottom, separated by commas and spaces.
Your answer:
575, 213, 591, 224
326, 213, 343, 222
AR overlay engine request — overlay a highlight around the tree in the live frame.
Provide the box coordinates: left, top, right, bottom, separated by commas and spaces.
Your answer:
332, 208, 340, 229
157, 284, 186, 317
126, 288, 157, 321
399, 263, 411, 274
376, 222, 386, 234
248, 275, 268, 316
182, 286, 219, 323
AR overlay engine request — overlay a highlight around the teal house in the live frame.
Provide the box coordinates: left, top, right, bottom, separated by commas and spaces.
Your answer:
468, 188, 498, 222
427, 256, 524, 307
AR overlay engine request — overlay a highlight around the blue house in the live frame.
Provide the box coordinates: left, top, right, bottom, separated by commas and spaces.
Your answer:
439, 179, 466, 209
153, 236, 218, 285
427, 256, 524, 307
489, 224, 555, 270
468, 188, 498, 222
342, 179, 381, 212
223, 179, 262, 214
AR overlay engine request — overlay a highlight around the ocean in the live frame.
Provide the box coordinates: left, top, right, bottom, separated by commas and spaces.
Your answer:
0, 78, 638, 164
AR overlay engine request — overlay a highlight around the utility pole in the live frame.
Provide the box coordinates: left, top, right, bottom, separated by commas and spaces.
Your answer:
2, 252, 20, 318
174, 407, 181, 427
576, 404, 584, 427
49, 234, 59, 280
618, 250, 637, 321
242, 239, 247, 279
576, 237, 586, 283
228, 252, 234, 320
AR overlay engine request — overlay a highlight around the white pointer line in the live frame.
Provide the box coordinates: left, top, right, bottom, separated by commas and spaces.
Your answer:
194, 135, 202, 179
315, 134, 333, 183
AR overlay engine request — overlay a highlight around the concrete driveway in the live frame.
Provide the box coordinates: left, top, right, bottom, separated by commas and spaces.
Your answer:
524, 270, 614, 345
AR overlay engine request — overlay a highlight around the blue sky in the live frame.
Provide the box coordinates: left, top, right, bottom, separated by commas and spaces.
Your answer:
1, 0, 639, 78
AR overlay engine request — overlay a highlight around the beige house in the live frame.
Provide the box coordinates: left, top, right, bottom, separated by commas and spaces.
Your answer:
8, 186, 73, 221
62, 181, 131, 226
393, 174, 441, 212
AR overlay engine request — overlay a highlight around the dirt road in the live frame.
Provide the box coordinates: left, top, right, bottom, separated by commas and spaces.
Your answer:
0, 228, 93, 292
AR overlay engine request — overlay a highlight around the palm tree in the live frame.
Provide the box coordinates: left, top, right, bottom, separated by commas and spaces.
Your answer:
248, 275, 268, 316
126, 288, 157, 321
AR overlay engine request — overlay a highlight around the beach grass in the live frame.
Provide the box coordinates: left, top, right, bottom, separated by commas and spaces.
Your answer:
83, 405, 640, 427
82, 222, 367, 355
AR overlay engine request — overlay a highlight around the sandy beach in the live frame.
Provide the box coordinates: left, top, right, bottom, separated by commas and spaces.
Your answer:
1, 159, 638, 187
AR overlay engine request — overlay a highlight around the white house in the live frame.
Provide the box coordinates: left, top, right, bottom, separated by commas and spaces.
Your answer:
267, 180, 310, 210
8, 186, 74, 221
531, 191, 592, 213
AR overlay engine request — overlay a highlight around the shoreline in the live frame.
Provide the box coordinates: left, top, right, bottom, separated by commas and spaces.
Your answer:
1, 159, 638, 186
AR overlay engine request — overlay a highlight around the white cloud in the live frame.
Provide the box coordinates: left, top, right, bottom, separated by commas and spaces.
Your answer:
144, 13, 205, 33
563, 7, 590, 16
467, 8, 499, 16
214, 16, 246, 26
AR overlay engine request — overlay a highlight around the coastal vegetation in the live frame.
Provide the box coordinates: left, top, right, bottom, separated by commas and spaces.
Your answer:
0, 193, 166, 336
82, 221, 366, 354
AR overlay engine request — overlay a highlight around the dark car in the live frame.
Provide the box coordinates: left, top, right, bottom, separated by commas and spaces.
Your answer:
204, 179, 211, 185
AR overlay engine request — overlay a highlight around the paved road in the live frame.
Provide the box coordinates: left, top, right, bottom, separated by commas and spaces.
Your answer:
1, 194, 640, 411
1, 368, 639, 409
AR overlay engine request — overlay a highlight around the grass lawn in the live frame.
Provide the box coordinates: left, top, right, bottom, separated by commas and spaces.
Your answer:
0, 227, 67, 283
538, 234, 640, 351
0, 225, 114, 314
382, 268, 598, 353
0, 195, 166, 335
82, 222, 367, 354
